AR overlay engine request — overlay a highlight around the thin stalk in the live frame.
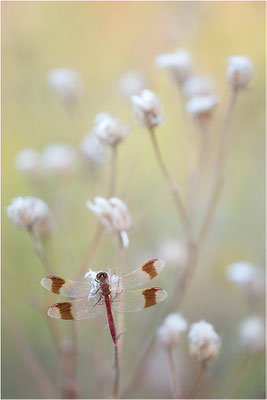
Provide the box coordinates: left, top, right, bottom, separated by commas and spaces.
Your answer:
61, 323, 79, 399
28, 227, 52, 274
198, 89, 238, 245
76, 143, 118, 279
117, 234, 126, 361
108, 146, 117, 197
112, 344, 120, 399
76, 221, 103, 279
167, 347, 180, 398
185, 361, 207, 399
4, 304, 57, 399
149, 128, 194, 242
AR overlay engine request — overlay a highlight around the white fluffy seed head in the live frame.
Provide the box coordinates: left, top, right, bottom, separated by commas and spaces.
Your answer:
14, 149, 43, 180
239, 315, 265, 352
80, 133, 106, 167
159, 239, 187, 268
182, 74, 217, 99
42, 143, 77, 176
226, 261, 264, 296
6, 196, 53, 235
131, 89, 164, 129
46, 68, 82, 102
118, 71, 147, 99
92, 113, 130, 146
156, 49, 193, 85
157, 313, 188, 347
186, 95, 218, 118
86, 197, 132, 247
227, 56, 254, 91
188, 320, 221, 362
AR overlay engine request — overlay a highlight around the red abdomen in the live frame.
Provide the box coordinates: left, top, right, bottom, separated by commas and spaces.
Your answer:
104, 295, 117, 346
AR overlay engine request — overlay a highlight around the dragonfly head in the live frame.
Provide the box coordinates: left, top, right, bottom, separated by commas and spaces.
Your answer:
96, 271, 109, 281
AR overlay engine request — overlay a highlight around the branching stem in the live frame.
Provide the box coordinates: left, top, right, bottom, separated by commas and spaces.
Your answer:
149, 128, 194, 242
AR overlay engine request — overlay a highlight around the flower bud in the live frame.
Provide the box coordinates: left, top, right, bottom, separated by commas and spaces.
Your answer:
47, 68, 82, 103
14, 149, 43, 180
227, 56, 253, 91
6, 196, 53, 235
86, 197, 132, 247
92, 113, 130, 146
156, 49, 193, 85
186, 95, 218, 127
188, 320, 221, 362
226, 261, 264, 297
42, 143, 77, 176
182, 74, 217, 99
157, 313, 188, 347
118, 71, 147, 99
131, 89, 164, 129
239, 315, 264, 353
80, 133, 106, 167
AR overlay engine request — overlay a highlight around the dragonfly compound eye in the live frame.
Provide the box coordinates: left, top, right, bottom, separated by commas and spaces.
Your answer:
96, 272, 108, 280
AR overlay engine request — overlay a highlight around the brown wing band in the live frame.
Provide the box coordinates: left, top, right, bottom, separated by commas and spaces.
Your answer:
52, 302, 74, 320
141, 260, 158, 279
142, 288, 160, 308
48, 276, 66, 294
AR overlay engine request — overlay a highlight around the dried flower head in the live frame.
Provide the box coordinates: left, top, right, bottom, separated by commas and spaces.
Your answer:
42, 144, 77, 176
118, 71, 147, 99
227, 56, 254, 91
159, 239, 187, 268
92, 113, 130, 147
226, 261, 264, 297
47, 68, 82, 102
131, 89, 164, 129
182, 74, 217, 98
156, 49, 193, 85
6, 196, 53, 235
80, 133, 106, 167
14, 148, 43, 180
86, 197, 132, 247
239, 315, 265, 353
157, 313, 188, 347
188, 320, 221, 362
186, 95, 218, 118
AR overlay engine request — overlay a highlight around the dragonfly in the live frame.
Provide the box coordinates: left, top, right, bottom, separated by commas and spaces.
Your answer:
41, 259, 167, 346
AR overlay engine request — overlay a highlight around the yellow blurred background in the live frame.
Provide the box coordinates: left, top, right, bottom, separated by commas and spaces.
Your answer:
2, 1, 265, 399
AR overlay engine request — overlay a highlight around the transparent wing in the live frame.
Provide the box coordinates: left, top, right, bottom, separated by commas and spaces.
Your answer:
41, 276, 92, 298
111, 259, 165, 290
111, 287, 168, 313
47, 297, 106, 320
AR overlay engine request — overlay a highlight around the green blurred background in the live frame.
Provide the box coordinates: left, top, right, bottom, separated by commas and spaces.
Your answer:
2, 1, 265, 399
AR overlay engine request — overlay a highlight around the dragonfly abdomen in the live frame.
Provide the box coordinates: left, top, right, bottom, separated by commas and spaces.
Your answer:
104, 295, 117, 346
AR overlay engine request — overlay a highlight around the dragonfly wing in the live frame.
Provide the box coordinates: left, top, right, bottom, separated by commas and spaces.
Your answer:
112, 259, 165, 290
47, 297, 106, 320
111, 287, 168, 313
41, 276, 92, 297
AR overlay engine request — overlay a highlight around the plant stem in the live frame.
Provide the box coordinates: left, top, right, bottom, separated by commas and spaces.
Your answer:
4, 303, 57, 399
149, 128, 194, 242
117, 234, 126, 360
198, 89, 238, 245
185, 361, 207, 399
112, 344, 120, 399
76, 221, 103, 279
28, 228, 52, 274
108, 146, 117, 197
61, 323, 79, 399
123, 91, 239, 397
167, 347, 180, 398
